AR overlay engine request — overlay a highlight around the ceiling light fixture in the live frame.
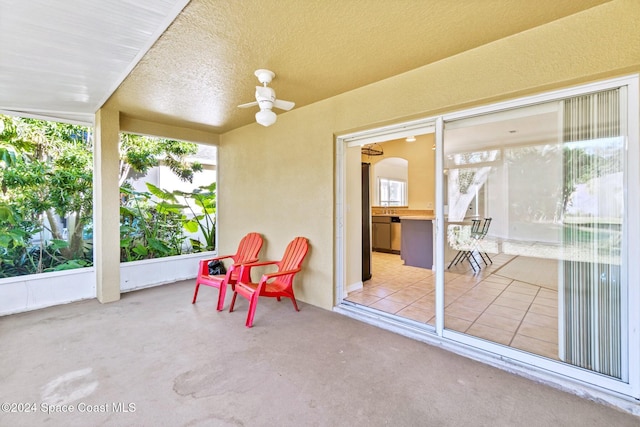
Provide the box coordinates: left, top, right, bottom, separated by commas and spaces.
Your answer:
405, 136, 416, 142
255, 109, 277, 127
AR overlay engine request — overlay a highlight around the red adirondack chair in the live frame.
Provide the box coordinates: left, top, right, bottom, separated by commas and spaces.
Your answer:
192, 232, 263, 311
230, 237, 309, 328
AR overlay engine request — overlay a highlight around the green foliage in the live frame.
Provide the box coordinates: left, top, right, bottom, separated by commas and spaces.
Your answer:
119, 185, 187, 262
179, 182, 217, 251
118, 181, 217, 261
119, 134, 203, 185
0, 114, 213, 277
0, 115, 93, 276
153, 182, 217, 252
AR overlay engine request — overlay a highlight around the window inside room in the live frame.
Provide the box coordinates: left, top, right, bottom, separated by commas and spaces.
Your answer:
378, 177, 407, 206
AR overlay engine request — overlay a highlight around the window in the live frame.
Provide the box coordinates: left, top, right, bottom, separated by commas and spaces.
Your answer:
378, 177, 406, 206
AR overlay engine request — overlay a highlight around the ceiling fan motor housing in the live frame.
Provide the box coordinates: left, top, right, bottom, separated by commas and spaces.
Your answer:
255, 86, 276, 110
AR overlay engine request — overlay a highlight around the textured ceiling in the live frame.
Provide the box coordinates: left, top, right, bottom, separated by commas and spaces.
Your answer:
1, 0, 611, 133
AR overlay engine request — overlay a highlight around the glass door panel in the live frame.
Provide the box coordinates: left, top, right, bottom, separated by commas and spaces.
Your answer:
442, 89, 627, 379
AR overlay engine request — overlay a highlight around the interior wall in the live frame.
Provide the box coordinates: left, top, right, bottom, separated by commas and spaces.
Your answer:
219, 0, 640, 311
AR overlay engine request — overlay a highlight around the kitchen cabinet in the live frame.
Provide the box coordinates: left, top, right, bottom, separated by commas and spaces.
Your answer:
373, 216, 400, 254
372, 216, 391, 252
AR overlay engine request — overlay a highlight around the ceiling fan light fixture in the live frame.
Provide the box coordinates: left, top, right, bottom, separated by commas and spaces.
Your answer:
405, 136, 416, 142
255, 109, 277, 127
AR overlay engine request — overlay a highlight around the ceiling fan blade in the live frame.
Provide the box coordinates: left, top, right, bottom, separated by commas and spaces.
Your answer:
273, 99, 295, 111
238, 101, 258, 109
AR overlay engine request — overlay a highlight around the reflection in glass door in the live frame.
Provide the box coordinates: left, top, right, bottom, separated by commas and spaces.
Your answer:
442, 88, 627, 379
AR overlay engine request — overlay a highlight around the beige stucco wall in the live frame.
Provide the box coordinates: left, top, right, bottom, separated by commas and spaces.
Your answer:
219, 0, 640, 310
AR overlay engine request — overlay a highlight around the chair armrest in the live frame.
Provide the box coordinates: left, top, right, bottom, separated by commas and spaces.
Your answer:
260, 267, 302, 282
237, 260, 279, 283
251, 267, 302, 294
225, 257, 260, 274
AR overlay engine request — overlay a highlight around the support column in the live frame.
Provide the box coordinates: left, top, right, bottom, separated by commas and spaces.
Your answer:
94, 107, 121, 303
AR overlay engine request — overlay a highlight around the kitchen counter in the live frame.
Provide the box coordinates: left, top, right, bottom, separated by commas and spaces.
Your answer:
399, 215, 435, 221
400, 217, 434, 269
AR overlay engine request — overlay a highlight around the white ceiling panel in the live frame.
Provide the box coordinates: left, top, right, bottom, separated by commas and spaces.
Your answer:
0, 0, 189, 123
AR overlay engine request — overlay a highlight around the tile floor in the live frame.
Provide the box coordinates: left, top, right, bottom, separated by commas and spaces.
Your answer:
346, 250, 560, 360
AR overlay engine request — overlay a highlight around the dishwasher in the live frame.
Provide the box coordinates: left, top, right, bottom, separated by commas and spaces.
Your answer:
390, 216, 401, 254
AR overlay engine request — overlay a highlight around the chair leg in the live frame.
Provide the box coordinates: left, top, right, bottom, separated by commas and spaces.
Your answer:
290, 296, 300, 312
246, 293, 259, 328
229, 291, 238, 312
467, 252, 481, 272
216, 284, 227, 311
192, 282, 200, 304
448, 250, 464, 269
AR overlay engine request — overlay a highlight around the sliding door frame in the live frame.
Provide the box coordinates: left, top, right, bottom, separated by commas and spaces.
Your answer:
334, 74, 639, 402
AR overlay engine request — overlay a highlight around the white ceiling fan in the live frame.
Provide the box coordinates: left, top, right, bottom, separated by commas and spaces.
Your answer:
238, 69, 295, 127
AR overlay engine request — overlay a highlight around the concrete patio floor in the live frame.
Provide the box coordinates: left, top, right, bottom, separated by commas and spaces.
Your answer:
0, 279, 638, 426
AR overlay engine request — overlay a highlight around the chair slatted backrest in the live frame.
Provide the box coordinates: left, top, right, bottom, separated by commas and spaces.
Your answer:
278, 237, 309, 271
229, 233, 263, 281
232, 232, 263, 264
479, 218, 492, 238
273, 237, 309, 287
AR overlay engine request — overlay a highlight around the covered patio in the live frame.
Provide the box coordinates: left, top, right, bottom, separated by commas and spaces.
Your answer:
1, 281, 637, 426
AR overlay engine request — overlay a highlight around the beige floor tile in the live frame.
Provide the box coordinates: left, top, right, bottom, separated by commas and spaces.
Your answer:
517, 323, 558, 343
397, 305, 434, 323
475, 312, 522, 333
466, 323, 514, 345
528, 303, 558, 317
466, 286, 504, 297
507, 281, 540, 295
474, 280, 508, 291
362, 252, 560, 353
483, 304, 527, 321
410, 296, 434, 310
369, 298, 407, 314
362, 286, 397, 298
538, 289, 557, 300
533, 295, 558, 308
500, 290, 536, 303
452, 296, 493, 312
522, 311, 557, 328
345, 293, 381, 305
385, 291, 423, 304
492, 296, 533, 311
446, 303, 483, 322
383, 281, 413, 291
480, 275, 514, 285
511, 334, 559, 360
444, 315, 472, 333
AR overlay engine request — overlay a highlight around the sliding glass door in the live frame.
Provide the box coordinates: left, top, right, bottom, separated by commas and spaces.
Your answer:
442, 87, 628, 379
